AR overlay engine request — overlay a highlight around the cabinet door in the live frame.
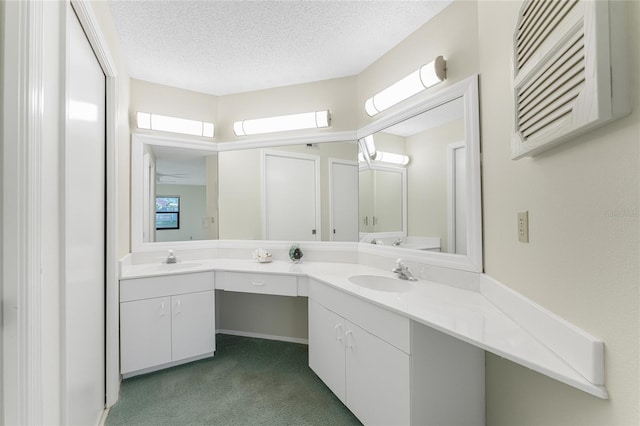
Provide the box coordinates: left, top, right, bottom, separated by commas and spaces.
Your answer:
171, 291, 215, 361
120, 297, 172, 374
308, 299, 346, 403
346, 321, 410, 426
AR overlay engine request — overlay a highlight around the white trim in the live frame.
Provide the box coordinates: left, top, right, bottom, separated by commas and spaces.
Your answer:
261, 149, 321, 241
1, 1, 46, 423
446, 141, 465, 254
70, 0, 121, 408
217, 329, 309, 345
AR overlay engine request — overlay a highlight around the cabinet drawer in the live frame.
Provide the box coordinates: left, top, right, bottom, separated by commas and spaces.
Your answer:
309, 279, 410, 354
217, 271, 297, 297
120, 271, 215, 302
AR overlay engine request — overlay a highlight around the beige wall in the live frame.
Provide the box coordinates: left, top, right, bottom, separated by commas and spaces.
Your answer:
478, 1, 639, 425
130, 78, 218, 128
357, 0, 478, 128
217, 76, 357, 141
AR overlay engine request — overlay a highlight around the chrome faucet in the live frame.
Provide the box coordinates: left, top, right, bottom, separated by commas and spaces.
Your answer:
392, 238, 402, 247
392, 258, 417, 281
165, 250, 178, 264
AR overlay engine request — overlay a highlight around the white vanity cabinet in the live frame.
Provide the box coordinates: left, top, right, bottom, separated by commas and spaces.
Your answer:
309, 280, 411, 426
120, 271, 215, 377
309, 299, 410, 425
308, 279, 484, 426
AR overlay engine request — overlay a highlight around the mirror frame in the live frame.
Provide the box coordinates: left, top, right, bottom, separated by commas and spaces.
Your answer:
131, 75, 481, 273
356, 74, 482, 272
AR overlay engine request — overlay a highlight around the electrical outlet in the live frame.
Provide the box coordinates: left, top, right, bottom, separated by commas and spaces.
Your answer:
518, 211, 529, 243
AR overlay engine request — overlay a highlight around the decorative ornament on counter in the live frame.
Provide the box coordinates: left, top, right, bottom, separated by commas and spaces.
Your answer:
288, 244, 303, 263
252, 248, 272, 263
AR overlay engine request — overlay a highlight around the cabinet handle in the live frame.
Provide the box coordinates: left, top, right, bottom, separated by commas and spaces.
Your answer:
345, 330, 354, 348
252, 281, 265, 286
160, 302, 166, 317
334, 324, 343, 342
175, 299, 181, 314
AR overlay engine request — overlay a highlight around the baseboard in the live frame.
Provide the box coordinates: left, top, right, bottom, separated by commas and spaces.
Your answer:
217, 329, 309, 345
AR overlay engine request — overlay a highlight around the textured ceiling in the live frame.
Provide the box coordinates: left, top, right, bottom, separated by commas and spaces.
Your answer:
109, 0, 453, 96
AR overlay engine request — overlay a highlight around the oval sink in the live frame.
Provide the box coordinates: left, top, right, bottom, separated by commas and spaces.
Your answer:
348, 275, 414, 293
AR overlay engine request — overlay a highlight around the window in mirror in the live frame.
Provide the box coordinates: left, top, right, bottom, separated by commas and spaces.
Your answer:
156, 196, 180, 230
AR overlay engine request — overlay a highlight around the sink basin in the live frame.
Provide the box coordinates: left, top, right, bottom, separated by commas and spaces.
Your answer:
148, 262, 203, 271
348, 275, 414, 293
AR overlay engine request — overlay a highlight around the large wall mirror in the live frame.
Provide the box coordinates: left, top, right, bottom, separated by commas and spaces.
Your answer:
131, 135, 359, 249
356, 75, 482, 272
131, 75, 481, 272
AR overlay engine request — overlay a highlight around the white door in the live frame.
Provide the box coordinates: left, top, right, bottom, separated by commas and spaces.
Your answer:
171, 291, 216, 361
64, 5, 106, 424
308, 300, 346, 403
120, 297, 172, 374
263, 152, 319, 241
330, 160, 359, 241
345, 321, 410, 426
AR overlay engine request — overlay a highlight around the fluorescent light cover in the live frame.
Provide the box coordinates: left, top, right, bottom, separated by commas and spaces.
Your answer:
233, 110, 331, 136
136, 112, 214, 138
362, 135, 376, 157
373, 151, 410, 166
365, 56, 446, 116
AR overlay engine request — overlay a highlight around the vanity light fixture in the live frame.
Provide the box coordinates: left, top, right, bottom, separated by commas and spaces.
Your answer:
365, 56, 446, 116
372, 151, 410, 166
136, 112, 215, 138
233, 110, 331, 136
358, 135, 410, 166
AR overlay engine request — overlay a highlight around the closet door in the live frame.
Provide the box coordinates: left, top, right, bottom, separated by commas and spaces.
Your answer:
330, 160, 359, 242
63, 4, 106, 424
263, 152, 319, 241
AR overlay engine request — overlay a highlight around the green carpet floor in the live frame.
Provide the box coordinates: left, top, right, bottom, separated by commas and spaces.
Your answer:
106, 334, 362, 425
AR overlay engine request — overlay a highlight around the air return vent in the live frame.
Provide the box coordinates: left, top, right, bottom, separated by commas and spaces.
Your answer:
511, 0, 630, 159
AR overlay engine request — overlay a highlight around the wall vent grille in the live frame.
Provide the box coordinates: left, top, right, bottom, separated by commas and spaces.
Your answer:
516, 25, 585, 140
511, 0, 630, 159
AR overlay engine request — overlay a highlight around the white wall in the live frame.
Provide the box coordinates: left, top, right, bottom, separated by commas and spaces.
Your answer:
477, 1, 639, 425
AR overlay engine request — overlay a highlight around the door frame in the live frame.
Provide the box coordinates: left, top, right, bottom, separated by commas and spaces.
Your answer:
2, 1, 120, 422
261, 149, 321, 241
447, 141, 465, 254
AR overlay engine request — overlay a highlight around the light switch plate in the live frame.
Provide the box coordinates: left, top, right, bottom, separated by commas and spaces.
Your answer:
518, 211, 529, 243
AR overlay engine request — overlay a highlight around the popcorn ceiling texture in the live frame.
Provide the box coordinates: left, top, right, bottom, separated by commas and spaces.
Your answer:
109, 0, 452, 96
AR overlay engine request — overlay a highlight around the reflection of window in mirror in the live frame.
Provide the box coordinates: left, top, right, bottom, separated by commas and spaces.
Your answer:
156, 196, 180, 230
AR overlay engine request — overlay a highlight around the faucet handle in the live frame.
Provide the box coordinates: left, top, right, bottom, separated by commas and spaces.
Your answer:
395, 258, 405, 267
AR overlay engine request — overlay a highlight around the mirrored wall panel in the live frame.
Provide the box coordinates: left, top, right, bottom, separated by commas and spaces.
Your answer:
133, 137, 358, 246
358, 97, 466, 254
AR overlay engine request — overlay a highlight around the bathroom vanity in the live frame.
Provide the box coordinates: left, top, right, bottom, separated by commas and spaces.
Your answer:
117, 74, 606, 425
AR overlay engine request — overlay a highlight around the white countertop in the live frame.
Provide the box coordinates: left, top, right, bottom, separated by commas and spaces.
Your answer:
120, 258, 608, 399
